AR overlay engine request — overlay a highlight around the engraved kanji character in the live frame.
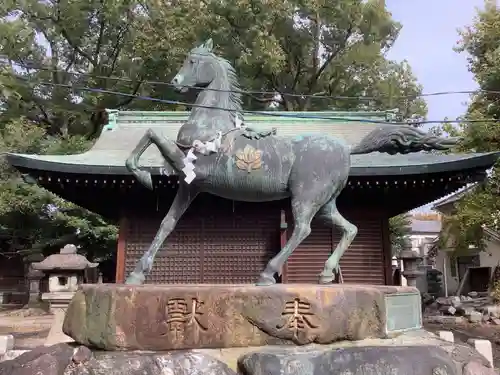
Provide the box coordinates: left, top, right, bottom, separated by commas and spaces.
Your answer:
165, 298, 189, 339
277, 298, 319, 337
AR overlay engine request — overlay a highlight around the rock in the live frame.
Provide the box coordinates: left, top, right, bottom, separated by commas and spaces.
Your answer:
469, 292, 479, 298
458, 306, 476, 316
0, 335, 14, 356
425, 316, 466, 325
65, 351, 237, 375
71, 346, 92, 364
0, 343, 75, 375
468, 311, 482, 323
437, 297, 452, 305
484, 305, 500, 318
448, 306, 457, 315
63, 283, 419, 351
422, 293, 435, 305
463, 361, 498, 375
448, 343, 492, 369
238, 345, 459, 375
0, 345, 237, 375
451, 296, 462, 307
0, 350, 29, 362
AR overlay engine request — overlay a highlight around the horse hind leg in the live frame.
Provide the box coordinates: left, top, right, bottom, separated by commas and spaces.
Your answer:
318, 198, 358, 284
257, 199, 319, 286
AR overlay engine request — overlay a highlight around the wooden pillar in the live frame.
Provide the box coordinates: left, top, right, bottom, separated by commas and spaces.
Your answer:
115, 216, 128, 284
280, 209, 289, 283
381, 214, 393, 285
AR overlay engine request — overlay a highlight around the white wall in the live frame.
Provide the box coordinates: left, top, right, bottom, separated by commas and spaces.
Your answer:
435, 251, 459, 295
479, 239, 500, 271
410, 234, 438, 258
435, 239, 500, 295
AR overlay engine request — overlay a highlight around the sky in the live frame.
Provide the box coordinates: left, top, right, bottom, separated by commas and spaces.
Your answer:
386, 0, 485, 128
385, 1, 486, 214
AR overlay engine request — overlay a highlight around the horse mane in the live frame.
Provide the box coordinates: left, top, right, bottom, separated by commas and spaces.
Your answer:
191, 45, 243, 126
217, 55, 243, 125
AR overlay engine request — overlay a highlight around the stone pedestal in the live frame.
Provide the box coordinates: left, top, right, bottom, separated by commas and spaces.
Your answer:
42, 292, 75, 346
63, 283, 422, 351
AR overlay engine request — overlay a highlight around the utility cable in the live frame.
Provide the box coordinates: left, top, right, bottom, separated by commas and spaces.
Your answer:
29, 80, 500, 126
5, 60, 495, 101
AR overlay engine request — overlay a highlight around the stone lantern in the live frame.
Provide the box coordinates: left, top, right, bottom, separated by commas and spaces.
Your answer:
32, 244, 98, 295
31, 244, 99, 345
398, 238, 425, 288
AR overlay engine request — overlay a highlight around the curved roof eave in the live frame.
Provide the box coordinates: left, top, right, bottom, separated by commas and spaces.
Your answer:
6, 151, 500, 177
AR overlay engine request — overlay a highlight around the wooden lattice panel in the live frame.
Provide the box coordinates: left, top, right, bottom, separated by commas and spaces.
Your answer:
124, 201, 280, 284
125, 212, 203, 284
285, 211, 385, 285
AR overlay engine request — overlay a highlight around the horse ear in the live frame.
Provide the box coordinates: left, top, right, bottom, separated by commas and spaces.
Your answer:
203, 38, 214, 52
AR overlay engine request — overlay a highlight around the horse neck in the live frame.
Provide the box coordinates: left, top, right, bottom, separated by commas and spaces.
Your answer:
189, 61, 241, 135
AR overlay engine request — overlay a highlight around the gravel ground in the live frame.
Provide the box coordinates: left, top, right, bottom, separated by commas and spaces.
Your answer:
0, 308, 52, 349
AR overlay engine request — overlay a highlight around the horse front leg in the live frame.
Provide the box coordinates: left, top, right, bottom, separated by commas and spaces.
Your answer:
125, 184, 199, 285
126, 128, 186, 190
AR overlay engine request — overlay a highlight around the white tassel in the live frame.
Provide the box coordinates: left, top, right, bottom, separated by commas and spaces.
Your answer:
182, 148, 198, 184
182, 135, 222, 184
235, 115, 243, 128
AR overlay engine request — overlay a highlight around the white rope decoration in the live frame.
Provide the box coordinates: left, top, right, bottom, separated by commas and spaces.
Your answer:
181, 114, 244, 184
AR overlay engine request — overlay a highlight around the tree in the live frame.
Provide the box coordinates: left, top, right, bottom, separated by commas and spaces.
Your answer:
0, 0, 429, 262
138, 0, 427, 117
0, 0, 428, 126
0, 117, 118, 261
389, 214, 411, 256
0, 0, 197, 137
433, 0, 500, 252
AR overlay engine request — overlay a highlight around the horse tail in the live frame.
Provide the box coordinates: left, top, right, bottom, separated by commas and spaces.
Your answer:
350, 125, 460, 155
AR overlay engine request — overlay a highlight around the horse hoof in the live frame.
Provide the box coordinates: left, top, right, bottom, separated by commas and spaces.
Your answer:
318, 273, 335, 284
256, 274, 276, 286
136, 170, 153, 190
125, 272, 145, 285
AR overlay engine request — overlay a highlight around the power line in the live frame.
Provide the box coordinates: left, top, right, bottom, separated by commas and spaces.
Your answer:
6, 60, 496, 101
30, 80, 500, 125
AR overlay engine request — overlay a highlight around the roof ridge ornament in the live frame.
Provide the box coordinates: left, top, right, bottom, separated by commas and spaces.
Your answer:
103, 109, 119, 132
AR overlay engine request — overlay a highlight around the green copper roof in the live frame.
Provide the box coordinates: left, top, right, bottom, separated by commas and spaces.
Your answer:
6, 110, 500, 177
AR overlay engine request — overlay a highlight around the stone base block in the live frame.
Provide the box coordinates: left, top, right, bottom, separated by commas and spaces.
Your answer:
1, 330, 495, 375
63, 283, 420, 351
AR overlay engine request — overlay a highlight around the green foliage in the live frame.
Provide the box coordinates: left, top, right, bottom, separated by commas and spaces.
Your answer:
433, 1, 500, 253
0, 0, 427, 120
0, 118, 117, 260
143, 0, 427, 116
491, 280, 500, 303
389, 214, 411, 256
0, 0, 430, 262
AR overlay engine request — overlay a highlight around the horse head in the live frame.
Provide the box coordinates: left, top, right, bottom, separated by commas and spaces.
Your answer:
171, 39, 217, 93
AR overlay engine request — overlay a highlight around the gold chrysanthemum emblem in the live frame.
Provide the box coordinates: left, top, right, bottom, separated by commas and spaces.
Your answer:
235, 145, 263, 173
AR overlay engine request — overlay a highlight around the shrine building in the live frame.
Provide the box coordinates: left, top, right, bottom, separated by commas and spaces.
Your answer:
6, 110, 499, 285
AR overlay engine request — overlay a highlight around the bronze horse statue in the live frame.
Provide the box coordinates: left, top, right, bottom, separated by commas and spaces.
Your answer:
125, 39, 457, 286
